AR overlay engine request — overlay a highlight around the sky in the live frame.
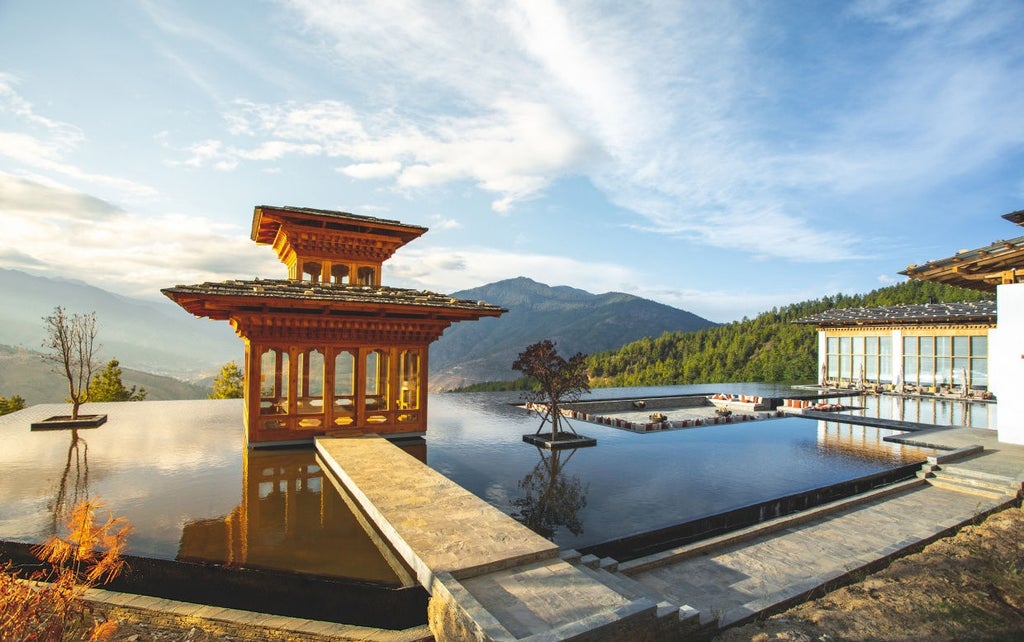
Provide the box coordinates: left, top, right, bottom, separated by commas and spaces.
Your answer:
1, 0, 1022, 323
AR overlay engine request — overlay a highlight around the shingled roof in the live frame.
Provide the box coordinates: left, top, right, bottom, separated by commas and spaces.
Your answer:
794, 301, 997, 327
162, 279, 506, 321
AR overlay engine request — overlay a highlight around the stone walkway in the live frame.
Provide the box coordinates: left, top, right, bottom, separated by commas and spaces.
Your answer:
620, 480, 1012, 628
314, 436, 663, 640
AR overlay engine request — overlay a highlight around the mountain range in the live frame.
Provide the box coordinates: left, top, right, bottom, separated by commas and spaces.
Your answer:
0, 269, 715, 397
0, 268, 241, 379
428, 277, 716, 390
0, 344, 209, 405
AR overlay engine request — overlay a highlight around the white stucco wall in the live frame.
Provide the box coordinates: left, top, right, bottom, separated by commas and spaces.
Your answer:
990, 283, 1024, 444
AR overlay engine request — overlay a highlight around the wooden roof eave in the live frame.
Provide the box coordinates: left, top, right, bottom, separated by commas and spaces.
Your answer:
252, 206, 427, 246
162, 288, 504, 323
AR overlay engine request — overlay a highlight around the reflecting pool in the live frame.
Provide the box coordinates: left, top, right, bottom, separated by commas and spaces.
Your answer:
424, 386, 935, 548
0, 384, 936, 576
828, 393, 994, 429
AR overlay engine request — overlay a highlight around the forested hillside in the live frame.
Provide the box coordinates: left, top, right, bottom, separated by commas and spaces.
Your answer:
585, 281, 992, 387
430, 277, 715, 390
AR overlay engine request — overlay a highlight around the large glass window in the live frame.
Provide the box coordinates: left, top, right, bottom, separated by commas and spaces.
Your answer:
826, 337, 839, 379
879, 336, 892, 383
826, 334, 893, 384
903, 334, 988, 390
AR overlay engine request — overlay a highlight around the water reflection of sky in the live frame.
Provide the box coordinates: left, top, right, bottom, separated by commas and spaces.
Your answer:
0, 385, 936, 568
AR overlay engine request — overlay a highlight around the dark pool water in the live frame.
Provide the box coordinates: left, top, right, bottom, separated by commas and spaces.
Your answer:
0, 384, 935, 579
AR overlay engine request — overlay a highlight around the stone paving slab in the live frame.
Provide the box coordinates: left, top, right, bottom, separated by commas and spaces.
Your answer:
625, 481, 1013, 628
458, 559, 639, 639
316, 436, 559, 586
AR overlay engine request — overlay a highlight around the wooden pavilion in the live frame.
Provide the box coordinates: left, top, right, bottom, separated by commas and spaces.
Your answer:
164, 206, 505, 446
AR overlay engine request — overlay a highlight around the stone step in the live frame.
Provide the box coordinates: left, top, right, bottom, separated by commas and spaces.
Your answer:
926, 477, 1011, 501
570, 562, 717, 638
932, 466, 1022, 496
940, 465, 1022, 487
574, 561, 661, 603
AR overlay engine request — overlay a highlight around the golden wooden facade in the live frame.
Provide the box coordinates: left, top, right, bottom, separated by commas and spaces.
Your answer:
165, 206, 504, 446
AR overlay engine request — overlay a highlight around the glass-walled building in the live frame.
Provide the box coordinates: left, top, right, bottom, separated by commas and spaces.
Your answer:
798, 302, 996, 393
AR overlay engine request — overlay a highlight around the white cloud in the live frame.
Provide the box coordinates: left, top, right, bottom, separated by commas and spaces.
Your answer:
338, 161, 401, 179
427, 214, 461, 230
385, 245, 636, 295
0, 175, 280, 297
154, 1, 1024, 265
188, 96, 592, 213
0, 76, 158, 199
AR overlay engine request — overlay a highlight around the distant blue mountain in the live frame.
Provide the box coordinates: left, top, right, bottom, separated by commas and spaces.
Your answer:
0, 268, 240, 378
429, 276, 717, 390
0, 270, 716, 390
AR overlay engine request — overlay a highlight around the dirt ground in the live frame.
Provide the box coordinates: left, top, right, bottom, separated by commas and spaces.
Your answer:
89, 504, 1024, 641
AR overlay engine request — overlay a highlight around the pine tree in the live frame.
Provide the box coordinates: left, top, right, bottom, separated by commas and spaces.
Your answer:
210, 361, 244, 399
0, 395, 26, 415
89, 359, 147, 402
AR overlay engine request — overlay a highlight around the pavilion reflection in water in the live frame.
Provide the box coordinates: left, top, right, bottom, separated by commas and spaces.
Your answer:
177, 443, 424, 584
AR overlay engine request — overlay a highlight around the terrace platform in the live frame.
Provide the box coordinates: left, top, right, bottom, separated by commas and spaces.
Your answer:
314, 426, 1024, 639
315, 436, 670, 640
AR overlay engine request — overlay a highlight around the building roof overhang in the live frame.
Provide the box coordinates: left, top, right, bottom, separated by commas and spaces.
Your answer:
899, 233, 1024, 293
162, 280, 506, 323
251, 205, 427, 247
1001, 209, 1024, 226
794, 301, 996, 328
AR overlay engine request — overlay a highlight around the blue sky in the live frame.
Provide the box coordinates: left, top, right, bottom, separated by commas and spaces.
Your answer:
1, 0, 1022, 322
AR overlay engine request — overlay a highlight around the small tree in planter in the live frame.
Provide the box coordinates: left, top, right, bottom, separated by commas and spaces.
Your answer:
513, 340, 590, 441
42, 307, 99, 421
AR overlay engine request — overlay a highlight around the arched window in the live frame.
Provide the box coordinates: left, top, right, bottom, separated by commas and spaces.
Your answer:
399, 349, 420, 410
333, 350, 355, 426
330, 264, 350, 284
365, 349, 389, 422
259, 348, 289, 417
397, 349, 421, 423
302, 261, 322, 283
297, 349, 324, 421
357, 266, 376, 286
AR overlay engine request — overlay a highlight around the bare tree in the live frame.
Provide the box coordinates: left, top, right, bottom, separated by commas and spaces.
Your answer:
42, 306, 99, 419
512, 339, 589, 438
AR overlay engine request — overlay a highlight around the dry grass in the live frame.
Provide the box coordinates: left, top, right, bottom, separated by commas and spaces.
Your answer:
1, 498, 131, 642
